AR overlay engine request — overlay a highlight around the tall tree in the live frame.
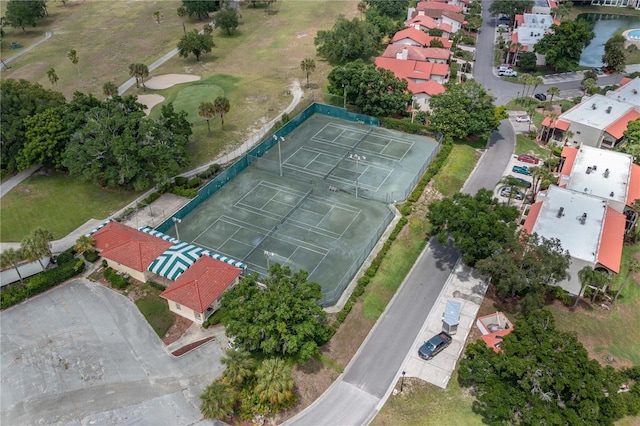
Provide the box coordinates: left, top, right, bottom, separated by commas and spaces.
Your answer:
215, 8, 239, 35
67, 49, 80, 76
476, 232, 570, 312
254, 358, 296, 410
602, 34, 627, 72
200, 381, 234, 420
46, 67, 58, 86
427, 80, 504, 139
620, 118, 640, 164
0, 79, 66, 172
153, 10, 163, 38
177, 5, 187, 34
103, 81, 119, 98
300, 58, 315, 87
488, 0, 533, 18
221, 350, 255, 388
0, 248, 24, 283
74, 235, 96, 254
21, 228, 53, 270
363, 0, 409, 18
498, 175, 529, 206
427, 189, 519, 266
459, 310, 631, 425
221, 264, 328, 361
327, 60, 411, 117
357, 1, 367, 18
177, 29, 215, 61
315, 16, 380, 64
213, 96, 231, 128
128, 63, 149, 90
18, 106, 70, 170
535, 21, 595, 72
182, 0, 217, 20
198, 101, 215, 133
546, 86, 560, 106
613, 259, 640, 303
577, 265, 610, 304
4, 0, 47, 33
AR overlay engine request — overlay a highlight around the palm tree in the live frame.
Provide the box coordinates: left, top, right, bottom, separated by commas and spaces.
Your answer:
177, 5, 187, 35
613, 259, 640, 304
544, 112, 558, 143
499, 175, 529, 206
357, 1, 367, 18
128, 63, 149, 91
254, 357, 295, 408
214, 96, 231, 129
103, 81, 118, 98
33, 227, 54, 258
21, 228, 53, 271
1, 248, 24, 283
221, 350, 255, 387
198, 102, 216, 133
67, 49, 79, 76
300, 58, 316, 88
200, 381, 234, 420
47, 67, 59, 86
546, 86, 560, 107
563, 130, 575, 145
530, 75, 544, 105
518, 73, 532, 106
509, 42, 522, 66
153, 10, 163, 38
203, 23, 213, 35
528, 166, 551, 194
576, 266, 610, 307
75, 235, 96, 254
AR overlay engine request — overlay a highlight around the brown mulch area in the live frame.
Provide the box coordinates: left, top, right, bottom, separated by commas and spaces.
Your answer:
172, 336, 216, 356
162, 315, 193, 346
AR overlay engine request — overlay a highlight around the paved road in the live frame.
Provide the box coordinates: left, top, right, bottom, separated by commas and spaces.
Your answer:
0, 31, 51, 70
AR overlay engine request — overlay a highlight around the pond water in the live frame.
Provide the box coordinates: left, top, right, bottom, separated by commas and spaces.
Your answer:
578, 13, 640, 67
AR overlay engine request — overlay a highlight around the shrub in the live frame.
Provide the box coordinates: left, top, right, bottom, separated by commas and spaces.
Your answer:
56, 247, 76, 265
174, 176, 188, 186
101, 259, 108, 268
83, 251, 99, 262
209, 163, 221, 174
147, 281, 165, 291
198, 171, 211, 179
187, 177, 201, 188
168, 186, 198, 198
461, 35, 475, 45
142, 192, 161, 205
103, 267, 129, 289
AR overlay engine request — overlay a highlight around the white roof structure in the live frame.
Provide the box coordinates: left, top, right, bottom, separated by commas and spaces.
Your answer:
531, 186, 608, 264
561, 94, 635, 131
561, 145, 632, 206
607, 77, 640, 106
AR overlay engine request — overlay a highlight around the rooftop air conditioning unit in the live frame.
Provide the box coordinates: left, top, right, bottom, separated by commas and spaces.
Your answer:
586, 166, 592, 174
592, 165, 597, 171
557, 207, 565, 218
579, 213, 587, 225
604, 168, 610, 178
610, 191, 615, 197
592, 103, 597, 109
633, 89, 638, 94
606, 106, 612, 113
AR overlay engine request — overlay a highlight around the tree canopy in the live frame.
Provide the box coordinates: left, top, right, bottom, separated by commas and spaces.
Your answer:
476, 232, 570, 312
220, 264, 328, 362
61, 96, 190, 190
0, 79, 66, 172
215, 8, 239, 35
181, 0, 218, 19
363, 0, 409, 19
427, 189, 519, 266
459, 310, 639, 425
4, 0, 47, 33
427, 80, 505, 140
315, 16, 380, 64
364, 7, 404, 39
535, 21, 595, 72
488, 0, 533, 18
602, 34, 627, 71
177, 29, 215, 61
620, 118, 640, 164
327, 60, 411, 117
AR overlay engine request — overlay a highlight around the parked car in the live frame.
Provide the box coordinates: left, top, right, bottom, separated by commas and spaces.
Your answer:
498, 15, 511, 21
593, 67, 603, 75
497, 23, 510, 30
534, 93, 547, 101
508, 175, 532, 188
517, 154, 539, 164
515, 115, 531, 122
512, 165, 530, 175
500, 186, 525, 200
418, 332, 452, 360
499, 69, 518, 77
497, 64, 512, 71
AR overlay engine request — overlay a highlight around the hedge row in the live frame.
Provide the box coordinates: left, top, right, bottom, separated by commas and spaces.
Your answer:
1, 248, 85, 310
103, 267, 129, 290
379, 117, 435, 135
325, 138, 453, 337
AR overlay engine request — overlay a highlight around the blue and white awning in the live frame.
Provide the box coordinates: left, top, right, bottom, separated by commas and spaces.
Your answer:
86, 219, 113, 237
138, 226, 178, 242
148, 241, 205, 281
202, 250, 247, 270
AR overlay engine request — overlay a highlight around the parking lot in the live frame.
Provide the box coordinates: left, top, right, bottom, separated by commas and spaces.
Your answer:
0, 279, 223, 425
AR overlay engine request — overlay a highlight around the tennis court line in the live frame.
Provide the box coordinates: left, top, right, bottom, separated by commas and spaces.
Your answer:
315, 205, 362, 240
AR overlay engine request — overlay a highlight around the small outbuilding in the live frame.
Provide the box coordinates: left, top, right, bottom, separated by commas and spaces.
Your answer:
442, 300, 461, 335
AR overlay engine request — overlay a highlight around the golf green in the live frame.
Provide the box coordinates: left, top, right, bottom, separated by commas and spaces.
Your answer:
172, 84, 225, 123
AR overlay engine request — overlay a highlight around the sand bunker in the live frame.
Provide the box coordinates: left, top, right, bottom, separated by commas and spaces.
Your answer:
145, 74, 201, 90
137, 94, 165, 116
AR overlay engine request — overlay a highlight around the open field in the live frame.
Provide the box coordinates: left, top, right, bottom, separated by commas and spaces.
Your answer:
0, 171, 141, 240
433, 142, 482, 197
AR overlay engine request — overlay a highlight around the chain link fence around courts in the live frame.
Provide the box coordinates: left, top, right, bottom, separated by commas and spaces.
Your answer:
156, 103, 380, 234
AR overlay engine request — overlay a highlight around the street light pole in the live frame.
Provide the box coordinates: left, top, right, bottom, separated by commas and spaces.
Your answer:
172, 217, 182, 241
349, 153, 365, 198
401, 370, 406, 392
264, 250, 275, 272
411, 96, 417, 123
342, 84, 347, 110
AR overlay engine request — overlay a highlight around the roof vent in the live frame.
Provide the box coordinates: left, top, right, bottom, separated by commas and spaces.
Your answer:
610, 191, 614, 197
579, 213, 587, 225
586, 166, 592, 174
606, 106, 612, 114
633, 89, 638, 95
592, 165, 597, 171
557, 207, 565, 218
604, 168, 610, 178
584, 187, 589, 192
592, 103, 597, 110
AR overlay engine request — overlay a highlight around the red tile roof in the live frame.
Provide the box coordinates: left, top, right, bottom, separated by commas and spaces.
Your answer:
542, 117, 570, 131
522, 201, 543, 235
559, 146, 578, 180
391, 28, 431, 46
416, 1, 463, 13
160, 256, 242, 313
375, 57, 449, 82
627, 164, 640, 205
93, 221, 173, 272
408, 80, 446, 96
597, 207, 626, 273
481, 328, 514, 353
605, 109, 640, 139
619, 77, 633, 87
381, 44, 451, 61
405, 15, 453, 33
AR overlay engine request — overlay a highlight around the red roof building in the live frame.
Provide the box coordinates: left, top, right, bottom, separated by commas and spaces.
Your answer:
93, 221, 173, 282
390, 28, 452, 49
161, 255, 242, 323
381, 44, 451, 63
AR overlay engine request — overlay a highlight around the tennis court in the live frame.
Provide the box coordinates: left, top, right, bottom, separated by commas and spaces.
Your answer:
166, 114, 440, 305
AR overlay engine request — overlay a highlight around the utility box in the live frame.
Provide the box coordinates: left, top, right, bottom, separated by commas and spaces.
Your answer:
442, 300, 461, 335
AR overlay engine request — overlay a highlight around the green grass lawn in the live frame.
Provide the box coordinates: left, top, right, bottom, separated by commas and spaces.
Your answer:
515, 134, 548, 157
432, 142, 482, 198
134, 289, 175, 338
0, 171, 140, 241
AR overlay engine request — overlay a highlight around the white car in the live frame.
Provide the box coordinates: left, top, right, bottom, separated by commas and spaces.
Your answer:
515, 115, 531, 122
497, 23, 510, 30
498, 69, 518, 77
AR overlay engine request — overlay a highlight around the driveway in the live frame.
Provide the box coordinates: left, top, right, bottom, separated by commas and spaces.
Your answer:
0, 279, 224, 425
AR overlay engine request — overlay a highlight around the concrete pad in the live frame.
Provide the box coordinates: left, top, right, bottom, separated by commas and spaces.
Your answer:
145, 74, 201, 90
121, 193, 189, 230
